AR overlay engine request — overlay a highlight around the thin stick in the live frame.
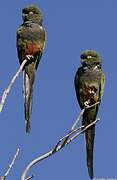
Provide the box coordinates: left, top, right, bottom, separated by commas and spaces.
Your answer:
56, 119, 99, 151
67, 118, 100, 144
25, 175, 34, 180
60, 126, 82, 142
85, 101, 100, 109
21, 116, 99, 180
72, 101, 99, 131
52, 126, 82, 153
60, 101, 100, 148
0, 59, 27, 113
2, 148, 20, 180
71, 109, 85, 130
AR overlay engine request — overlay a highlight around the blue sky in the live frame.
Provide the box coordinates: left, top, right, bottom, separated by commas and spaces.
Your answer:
0, 0, 117, 179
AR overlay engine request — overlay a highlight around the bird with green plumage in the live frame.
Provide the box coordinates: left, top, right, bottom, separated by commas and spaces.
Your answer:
74, 50, 105, 179
16, 5, 46, 133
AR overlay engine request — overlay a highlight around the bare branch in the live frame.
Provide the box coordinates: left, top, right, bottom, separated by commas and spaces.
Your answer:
67, 118, 100, 144
60, 101, 99, 148
21, 102, 100, 180
52, 126, 82, 153
25, 175, 34, 180
54, 118, 99, 152
71, 101, 99, 130
2, 148, 20, 180
71, 109, 85, 130
0, 59, 27, 113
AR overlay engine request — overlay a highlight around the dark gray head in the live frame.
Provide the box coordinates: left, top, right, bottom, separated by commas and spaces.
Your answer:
80, 50, 102, 67
22, 5, 43, 24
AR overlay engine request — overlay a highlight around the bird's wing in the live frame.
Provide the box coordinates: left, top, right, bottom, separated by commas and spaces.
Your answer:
74, 67, 84, 109
99, 72, 105, 101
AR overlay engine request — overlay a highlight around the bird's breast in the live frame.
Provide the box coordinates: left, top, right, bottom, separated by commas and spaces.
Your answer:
25, 41, 40, 55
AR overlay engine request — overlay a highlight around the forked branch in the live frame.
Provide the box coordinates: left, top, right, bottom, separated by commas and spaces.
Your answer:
21, 102, 100, 180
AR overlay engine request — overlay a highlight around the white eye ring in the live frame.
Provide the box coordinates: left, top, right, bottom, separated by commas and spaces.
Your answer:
87, 55, 92, 59
29, 11, 34, 15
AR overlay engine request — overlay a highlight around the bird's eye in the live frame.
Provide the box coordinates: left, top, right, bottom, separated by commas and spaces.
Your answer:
29, 11, 34, 15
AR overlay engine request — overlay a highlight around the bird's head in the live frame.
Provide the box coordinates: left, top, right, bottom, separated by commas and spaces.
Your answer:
80, 50, 102, 67
22, 5, 43, 24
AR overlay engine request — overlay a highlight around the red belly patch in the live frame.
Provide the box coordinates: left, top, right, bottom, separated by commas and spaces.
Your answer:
82, 85, 98, 105
25, 42, 40, 55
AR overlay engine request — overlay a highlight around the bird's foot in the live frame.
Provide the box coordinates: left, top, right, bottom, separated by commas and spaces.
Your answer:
26, 55, 34, 60
84, 100, 90, 107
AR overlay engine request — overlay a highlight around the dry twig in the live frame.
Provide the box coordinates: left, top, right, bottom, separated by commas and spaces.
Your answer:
60, 101, 99, 148
21, 102, 100, 180
0, 60, 27, 112
25, 175, 34, 180
1, 148, 20, 180
0, 55, 34, 113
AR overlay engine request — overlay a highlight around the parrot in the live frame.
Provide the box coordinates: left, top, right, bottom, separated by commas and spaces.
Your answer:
74, 50, 105, 179
16, 5, 46, 133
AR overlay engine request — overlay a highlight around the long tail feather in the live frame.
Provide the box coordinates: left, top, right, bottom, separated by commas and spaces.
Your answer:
83, 107, 97, 179
23, 70, 35, 133
85, 125, 95, 179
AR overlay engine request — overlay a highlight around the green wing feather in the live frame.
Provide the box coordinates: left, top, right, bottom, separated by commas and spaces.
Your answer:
99, 72, 105, 101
